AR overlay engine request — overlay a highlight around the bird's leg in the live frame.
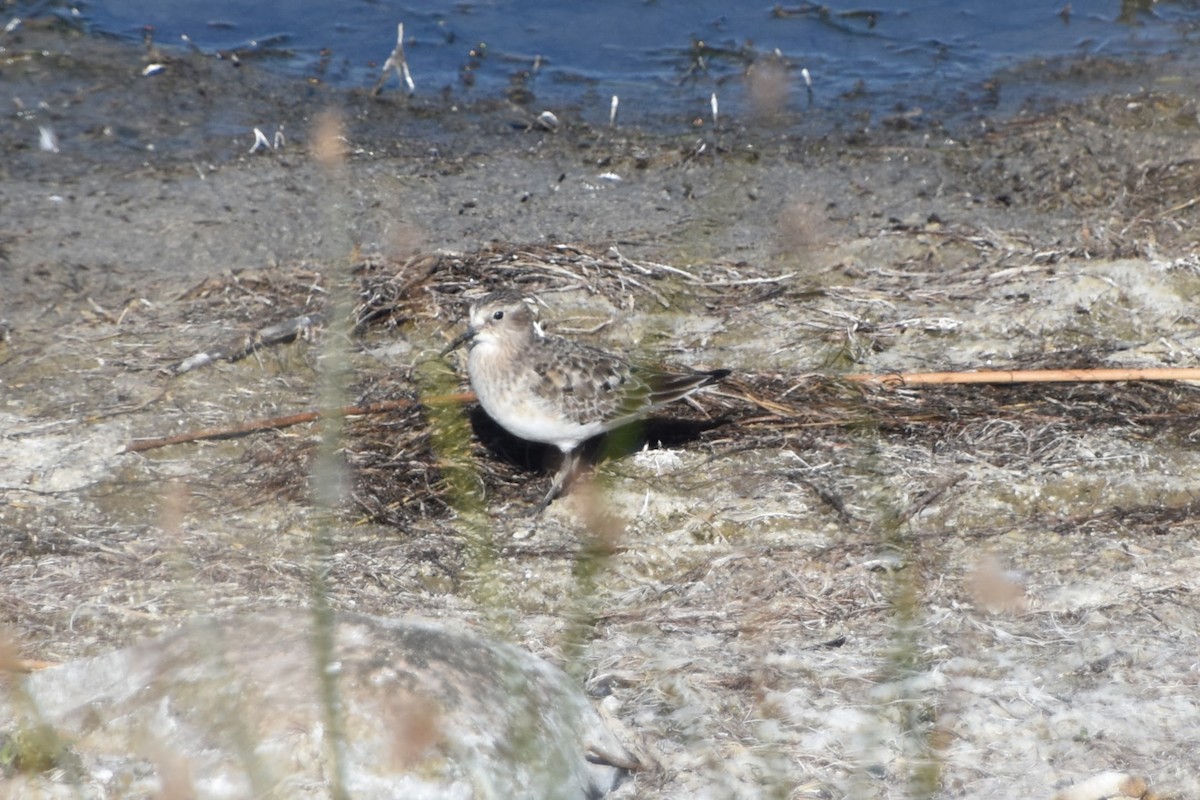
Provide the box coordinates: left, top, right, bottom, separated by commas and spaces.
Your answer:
532, 448, 578, 516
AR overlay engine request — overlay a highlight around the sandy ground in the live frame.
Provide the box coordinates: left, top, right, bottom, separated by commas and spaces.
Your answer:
3, 21, 1200, 799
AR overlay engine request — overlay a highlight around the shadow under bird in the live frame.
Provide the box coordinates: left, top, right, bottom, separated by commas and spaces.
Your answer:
441, 291, 730, 513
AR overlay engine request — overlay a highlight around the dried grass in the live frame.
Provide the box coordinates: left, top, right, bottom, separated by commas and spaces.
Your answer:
152, 244, 1200, 536
7, 238, 1200, 798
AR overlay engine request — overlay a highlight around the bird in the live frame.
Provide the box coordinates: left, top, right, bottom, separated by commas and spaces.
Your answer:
441, 291, 730, 513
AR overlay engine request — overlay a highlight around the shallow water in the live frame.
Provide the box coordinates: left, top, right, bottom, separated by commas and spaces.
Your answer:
13, 1, 1200, 127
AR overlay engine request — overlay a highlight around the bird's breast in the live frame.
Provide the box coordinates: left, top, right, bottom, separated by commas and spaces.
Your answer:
467, 346, 604, 450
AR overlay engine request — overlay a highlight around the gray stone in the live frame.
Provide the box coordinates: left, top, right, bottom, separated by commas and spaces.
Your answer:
2, 610, 635, 799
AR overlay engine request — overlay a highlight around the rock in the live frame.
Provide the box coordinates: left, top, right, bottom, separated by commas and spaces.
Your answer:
1, 609, 636, 799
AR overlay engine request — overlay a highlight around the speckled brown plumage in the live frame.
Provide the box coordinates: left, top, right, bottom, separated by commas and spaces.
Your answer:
442, 291, 729, 512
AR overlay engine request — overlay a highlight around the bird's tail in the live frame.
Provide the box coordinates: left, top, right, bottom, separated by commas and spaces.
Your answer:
646, 368, 730, 405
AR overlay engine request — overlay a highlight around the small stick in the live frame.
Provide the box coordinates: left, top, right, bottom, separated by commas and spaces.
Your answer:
122, 393, 475, 454
4, 658, 60, 673
123, 368, 1200, 454
845, 367, 1200, 387
372, 22, 415, 96
173, 312, 325, 375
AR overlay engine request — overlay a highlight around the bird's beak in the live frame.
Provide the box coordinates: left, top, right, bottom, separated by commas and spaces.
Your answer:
439, 327, 475, 357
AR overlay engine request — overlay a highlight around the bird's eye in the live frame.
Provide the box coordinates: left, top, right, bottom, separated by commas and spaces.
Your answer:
492, 310, 505, 321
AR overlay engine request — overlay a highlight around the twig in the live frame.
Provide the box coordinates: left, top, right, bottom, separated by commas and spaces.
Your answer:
897, 472, 967, 525
371, 22, 415, 96
1162, 196, 1199, 215
712, 388, 799, 417
122, 393, 474, 453
4, 658, 60, 673
846, 367, 1200, 387
172, 312, 325, 375
701, 273, 795, 287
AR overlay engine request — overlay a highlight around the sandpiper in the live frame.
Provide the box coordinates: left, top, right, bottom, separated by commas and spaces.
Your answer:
442, 291, 729, 513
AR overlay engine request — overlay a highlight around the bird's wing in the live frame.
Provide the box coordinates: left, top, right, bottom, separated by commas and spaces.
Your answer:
529, 337, 726, 431
528, 340, 650, 425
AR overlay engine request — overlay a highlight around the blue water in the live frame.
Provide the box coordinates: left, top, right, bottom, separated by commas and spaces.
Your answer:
15, 1, 1200, 126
